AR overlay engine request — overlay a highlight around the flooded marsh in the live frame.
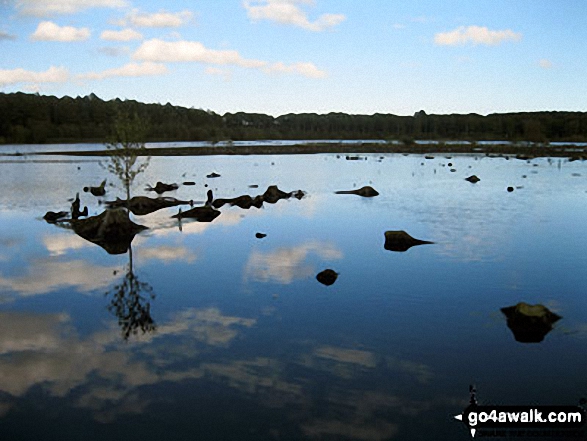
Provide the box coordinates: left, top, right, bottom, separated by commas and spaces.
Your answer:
0, 147, 586, 440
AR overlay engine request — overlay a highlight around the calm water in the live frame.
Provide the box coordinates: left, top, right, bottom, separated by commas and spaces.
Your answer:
0, 149, 586, 440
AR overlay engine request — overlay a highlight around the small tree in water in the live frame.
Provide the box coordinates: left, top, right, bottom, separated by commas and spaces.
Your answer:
103, 111, 151, 200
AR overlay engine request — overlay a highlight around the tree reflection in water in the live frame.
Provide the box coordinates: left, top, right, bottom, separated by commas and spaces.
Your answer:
106, 245, 155, 339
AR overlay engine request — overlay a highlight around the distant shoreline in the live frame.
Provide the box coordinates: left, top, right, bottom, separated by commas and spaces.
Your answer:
22, 142, 587, 159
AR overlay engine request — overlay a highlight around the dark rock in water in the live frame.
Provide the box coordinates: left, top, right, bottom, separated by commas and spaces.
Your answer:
206, 172, 221, 178
384, 230, 433, 252
146, 181, 179, 194
183, 181, 196, 186
465, 175, 480, 183
83, 179, 106, 197
335, 186, 379, 197
255, 232, 267, 239
316, 269, 338, 286
71, 208, 147, 255
501, 302, 561, 343
43, 211, 69, 223
507, 186, 514, 192
172, 205, 220, 222
106, 196, 192, 216
263, 185, 290, 204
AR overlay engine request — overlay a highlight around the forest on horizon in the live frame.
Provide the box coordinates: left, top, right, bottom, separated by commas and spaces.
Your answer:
1, 92, 587, 145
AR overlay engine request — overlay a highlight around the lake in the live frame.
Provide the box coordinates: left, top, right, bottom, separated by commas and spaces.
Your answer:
0, 147, 586, 440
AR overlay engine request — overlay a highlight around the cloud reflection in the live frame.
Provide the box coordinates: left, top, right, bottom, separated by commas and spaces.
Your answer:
244, 241, 343, 284
0, 258, 119, 296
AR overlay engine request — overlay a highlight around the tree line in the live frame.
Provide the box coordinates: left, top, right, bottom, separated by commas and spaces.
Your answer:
1, 92, 587, 144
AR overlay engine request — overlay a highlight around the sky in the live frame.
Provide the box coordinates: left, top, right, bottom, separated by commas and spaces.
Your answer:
0, 0, 586, 117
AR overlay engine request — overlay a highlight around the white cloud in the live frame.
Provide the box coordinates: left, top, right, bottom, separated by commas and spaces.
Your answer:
16, 0, 127, 17
264, 61, 326, 78
117, 9, 193, 28
205, 67, 232, 81
434, 25, 522, 46
43, 233, 91, 256
139, 244, 196, 264
0, 65, 69, 86
31, 21, 90, 42
0, 258, 118, 296
100, 28, 143, 41
539, 58, 553, 69
133, 38, 326, 78
133, 38, 265, 68
78, 62, 168, 81
243, 0, 345, 32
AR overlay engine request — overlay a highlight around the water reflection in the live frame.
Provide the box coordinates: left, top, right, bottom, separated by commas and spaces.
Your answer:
1, 152, 587, 438
106, 245, 155, 340
244, 241, 343, 284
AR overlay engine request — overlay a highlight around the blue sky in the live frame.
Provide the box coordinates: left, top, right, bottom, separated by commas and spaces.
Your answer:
1, 0, 586, 116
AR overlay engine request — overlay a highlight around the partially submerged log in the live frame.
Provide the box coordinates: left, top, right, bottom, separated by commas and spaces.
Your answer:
71, 208, 147, 255
172, 205, 220, 222
384, 230, 433, 252
501, 302, 561, 343
335, 186, 379, 197
43, 211, 69, 223
213, 194, 264, 210
106, 196, 192, 216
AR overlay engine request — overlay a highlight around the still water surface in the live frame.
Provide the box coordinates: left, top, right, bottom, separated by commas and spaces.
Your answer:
0, 148, 586, 440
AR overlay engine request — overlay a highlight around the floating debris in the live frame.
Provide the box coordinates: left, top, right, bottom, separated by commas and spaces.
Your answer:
465, 175, 480, 183
316, 269, 338, 286
206, 172, 221, 178
384, 230, 433, 252
501, 302, 562, 343
335, 186, 379, 197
